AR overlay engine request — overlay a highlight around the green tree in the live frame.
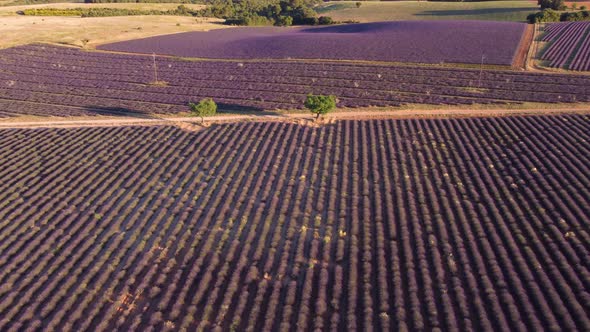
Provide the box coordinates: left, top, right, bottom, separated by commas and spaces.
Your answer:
276, 15, 293, 26
527, 9, 560, 23
538, 0, 566, 10
304, 94, 336, 120
189, 98, 217, 123
356, 2, 362, 8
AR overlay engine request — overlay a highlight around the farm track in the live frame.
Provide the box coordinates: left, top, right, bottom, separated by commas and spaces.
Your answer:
0, 107, 589, 129
0, 115, 588, 330
512, 24, 534, 69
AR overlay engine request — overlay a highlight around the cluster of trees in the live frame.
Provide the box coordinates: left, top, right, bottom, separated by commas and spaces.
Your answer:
559, 9, 590, 21
539, 0, 566, 10
528, 8, 590, 23
528, 0, 590, 22
203, 0, 333, 26
18, 0, 333, 25
20, 5, 201, 17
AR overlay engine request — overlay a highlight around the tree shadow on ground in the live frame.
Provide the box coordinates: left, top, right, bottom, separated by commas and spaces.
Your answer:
82, 106, 158, 119
216, 103, 284, 116
82, 104, 283, 118
414, 7, 536, 17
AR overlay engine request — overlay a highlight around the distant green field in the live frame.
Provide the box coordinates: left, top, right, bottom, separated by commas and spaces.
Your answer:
316, 1, 539, 22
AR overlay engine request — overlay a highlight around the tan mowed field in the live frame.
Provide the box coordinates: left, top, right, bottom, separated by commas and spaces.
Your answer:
316, 0, 539, 22
0, 15, 227, 49
0, 2, 205, 16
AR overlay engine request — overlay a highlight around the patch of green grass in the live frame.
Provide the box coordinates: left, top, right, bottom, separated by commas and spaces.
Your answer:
316, 1, 539, 22
315, 2, 355, 14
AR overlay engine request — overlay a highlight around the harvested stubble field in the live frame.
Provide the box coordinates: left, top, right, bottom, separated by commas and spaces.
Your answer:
0, 15, 225, 49
0, 115, 589, 330
315, 1, 539, 23
99, 21, 526, 66
0, 2, 205, 16
1, 44, 590, 117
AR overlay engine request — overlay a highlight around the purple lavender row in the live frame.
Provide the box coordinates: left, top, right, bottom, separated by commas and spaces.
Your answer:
1, 44, 590, 117
3, 70, 585, 106
541, 22, 590, 71
569, 29, 590, 71
4, 45, 590, 86
542, 22, 570, 41
0, 116, 588, 330
96, 21, 526, 66
546, 23, 589, 68
2, 52, 590, 95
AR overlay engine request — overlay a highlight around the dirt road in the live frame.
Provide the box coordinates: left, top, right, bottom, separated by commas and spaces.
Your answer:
0, 107, 589, 129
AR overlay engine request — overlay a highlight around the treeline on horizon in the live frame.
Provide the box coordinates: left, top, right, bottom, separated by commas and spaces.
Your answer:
84, 0, 334, 26
527, 0, 590, 22
20, 0, 334, 26
213, 0, 334, 26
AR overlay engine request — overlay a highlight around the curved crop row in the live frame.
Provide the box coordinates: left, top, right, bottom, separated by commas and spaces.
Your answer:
541, 22, 590, 71
0, 115, 588, 330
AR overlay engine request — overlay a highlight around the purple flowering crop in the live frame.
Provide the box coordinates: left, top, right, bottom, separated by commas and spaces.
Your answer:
99, 20, 526, 66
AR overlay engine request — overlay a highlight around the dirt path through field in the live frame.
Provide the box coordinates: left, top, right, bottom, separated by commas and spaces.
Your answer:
0, 107, 589, 129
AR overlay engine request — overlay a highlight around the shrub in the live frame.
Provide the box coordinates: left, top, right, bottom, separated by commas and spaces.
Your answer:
304, 94, 336, 119
226, 14, 273, 26
299, 16, 318, 25
189, 98, 217, 123
356, 2, 362, 8
318, 16, 333, 25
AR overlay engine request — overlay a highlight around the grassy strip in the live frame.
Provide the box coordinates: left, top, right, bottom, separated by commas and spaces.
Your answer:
20, 5, 201, 17
314, 2, 354, 14
313, 1, 538, 22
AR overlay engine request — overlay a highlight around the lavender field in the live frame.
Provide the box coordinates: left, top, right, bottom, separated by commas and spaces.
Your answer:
99, 21, 526, 66
0, 116, 588, 330
541, 22, 590, 71
0, 44, 589, 118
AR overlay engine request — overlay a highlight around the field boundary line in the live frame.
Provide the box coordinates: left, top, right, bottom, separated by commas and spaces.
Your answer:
1, 108, 590, 129
513, 23, 534, 70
